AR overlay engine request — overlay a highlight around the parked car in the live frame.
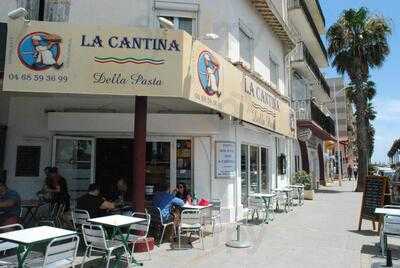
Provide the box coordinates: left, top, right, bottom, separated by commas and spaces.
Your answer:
375, 167, 395, 178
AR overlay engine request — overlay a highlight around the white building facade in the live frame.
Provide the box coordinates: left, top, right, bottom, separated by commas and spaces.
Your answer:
0, 0, 297, 222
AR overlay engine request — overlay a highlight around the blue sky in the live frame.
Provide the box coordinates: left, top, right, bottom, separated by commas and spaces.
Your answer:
321, 0, 399, 163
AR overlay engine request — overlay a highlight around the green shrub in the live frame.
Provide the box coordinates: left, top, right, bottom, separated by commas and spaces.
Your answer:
292, 171, 312, 190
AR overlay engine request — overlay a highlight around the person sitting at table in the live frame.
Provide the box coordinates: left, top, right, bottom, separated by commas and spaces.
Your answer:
76, 183, 115, 218
153, 182, 184, 222
0, 171, 21, 226
174, 183, 192, 204
109, 178, 128, 204
46, 167, 71, 211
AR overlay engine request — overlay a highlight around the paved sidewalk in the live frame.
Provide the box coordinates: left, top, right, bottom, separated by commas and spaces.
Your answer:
81, 181, 399, 267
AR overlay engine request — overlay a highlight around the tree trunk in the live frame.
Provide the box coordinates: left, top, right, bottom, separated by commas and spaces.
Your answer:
354, 89, 369, 192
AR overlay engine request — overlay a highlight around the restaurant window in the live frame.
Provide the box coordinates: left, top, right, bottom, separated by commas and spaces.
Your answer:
17, 0, 70, 22
241, 144, 249, 206
239, 22, 253, 67
176, 140, 192, 194
261, 147, 269, 193
15, 145, 41, 177
270, 55, 279, 88
146, 142, 171, 193
241, 144, 270, 206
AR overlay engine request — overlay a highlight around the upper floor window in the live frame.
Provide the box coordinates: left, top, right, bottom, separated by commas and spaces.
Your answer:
239, 21, 253, 68
270, 56, 279, 89
158, 16, 193, 35
18, 0, 70, 22
154, 1, 199, 37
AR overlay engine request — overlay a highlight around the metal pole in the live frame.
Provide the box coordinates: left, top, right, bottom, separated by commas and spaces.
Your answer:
333, 83, 342, 186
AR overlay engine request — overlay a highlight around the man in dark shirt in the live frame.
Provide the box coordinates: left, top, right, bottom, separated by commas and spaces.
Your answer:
0, 171, 21, 226
76, 184, 115, 218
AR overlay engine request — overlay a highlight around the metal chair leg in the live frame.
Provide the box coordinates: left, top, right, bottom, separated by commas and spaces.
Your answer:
159, 226, 166, 246
145, 239, 151, 260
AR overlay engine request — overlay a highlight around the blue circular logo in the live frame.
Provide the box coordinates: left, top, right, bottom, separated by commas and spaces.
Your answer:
197, 50, 221, 97
18, 32, 63, 71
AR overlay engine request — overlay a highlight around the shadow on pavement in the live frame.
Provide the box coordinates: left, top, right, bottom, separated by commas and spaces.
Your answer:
315, 189, 342, 194
348, 230, 379, 237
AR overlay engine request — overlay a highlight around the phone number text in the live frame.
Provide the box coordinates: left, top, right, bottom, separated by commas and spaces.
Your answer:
8, 73, 68, 83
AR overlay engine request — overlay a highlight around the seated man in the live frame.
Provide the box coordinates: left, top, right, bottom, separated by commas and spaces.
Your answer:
0, 171, 21, 226
76, 183, 115, 218
153, 182, 184, 222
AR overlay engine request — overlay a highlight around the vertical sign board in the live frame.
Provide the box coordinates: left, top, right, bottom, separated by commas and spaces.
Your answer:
358, 176, 387, 231
215, 142, 236, 178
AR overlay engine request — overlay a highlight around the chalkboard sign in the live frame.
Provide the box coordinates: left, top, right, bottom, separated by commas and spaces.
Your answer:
358, 176, 387, 231
15, 146, 41, 177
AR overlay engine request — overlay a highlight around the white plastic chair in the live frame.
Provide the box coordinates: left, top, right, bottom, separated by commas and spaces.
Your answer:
122, 212, 151, 261
71, 209, 90, 232
380, 214, 400, 255
81, 224, 130, 268
26, 235, 80, 268
210, 199, 222, 235
178, 209, 204, 250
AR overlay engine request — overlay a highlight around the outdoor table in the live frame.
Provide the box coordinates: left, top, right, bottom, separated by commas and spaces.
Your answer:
88, 214, 146, 266
289, 185, 305, 206
0, 226, 76, 268
375, 208, 400, 216
249, 193, 275, 223
182, 204, 213, 225
20, 200, 44, 225
272, 188, 293, 212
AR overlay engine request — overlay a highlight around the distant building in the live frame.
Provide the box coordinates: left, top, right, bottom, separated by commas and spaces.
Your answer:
388, 139, 400, 167
326, 77, 357, 178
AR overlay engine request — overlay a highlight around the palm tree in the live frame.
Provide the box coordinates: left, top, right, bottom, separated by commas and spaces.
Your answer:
327, 7, 391, 191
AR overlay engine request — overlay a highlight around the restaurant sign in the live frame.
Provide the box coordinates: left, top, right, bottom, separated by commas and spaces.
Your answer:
3, 20, 190, 96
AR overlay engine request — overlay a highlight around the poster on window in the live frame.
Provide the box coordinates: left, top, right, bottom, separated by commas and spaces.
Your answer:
215, 142, 236, 178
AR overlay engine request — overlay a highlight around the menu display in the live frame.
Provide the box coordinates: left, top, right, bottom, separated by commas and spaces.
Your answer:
215, 142, 236, 178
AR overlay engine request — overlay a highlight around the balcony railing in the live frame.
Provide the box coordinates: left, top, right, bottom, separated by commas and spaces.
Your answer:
288, 0, 327, 60
292, 99, 336, 136
292, 42, 331, 97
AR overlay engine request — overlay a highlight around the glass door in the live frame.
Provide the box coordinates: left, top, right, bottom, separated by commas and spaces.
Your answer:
260, 147, 269, 193
249, 146, 260, 194
52, 136, 95, 205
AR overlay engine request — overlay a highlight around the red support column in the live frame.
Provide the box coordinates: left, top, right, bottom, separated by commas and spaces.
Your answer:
133, 96, 147, 212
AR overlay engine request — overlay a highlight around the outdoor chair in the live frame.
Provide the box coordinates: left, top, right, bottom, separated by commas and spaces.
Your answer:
0, 224, 42, 266
210, 199, 222, 235
146, 206, 175, 246
25, 235, 80, 268
71, 209, 91, 233
246, 196, 267, 224
121, 212, 151, 261
380, 214, 400, 255
38, 202, 65, 227
178, 209, 204, 250
81, 223, 130, 268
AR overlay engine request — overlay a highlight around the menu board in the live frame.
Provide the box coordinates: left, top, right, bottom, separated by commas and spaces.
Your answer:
358, 176, 387, 230
215, 142, 236, 178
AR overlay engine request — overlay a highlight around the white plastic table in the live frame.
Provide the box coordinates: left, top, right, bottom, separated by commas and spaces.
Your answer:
88, 215, 145, 266
182, 204, 213, 210
375, 208, 400, 216
0, 226, 76, 267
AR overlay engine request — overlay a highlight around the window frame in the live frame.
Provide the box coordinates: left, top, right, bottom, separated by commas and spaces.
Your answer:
154, 7, 198, 37
269, 53, 280, 89
238, 19, 254, 69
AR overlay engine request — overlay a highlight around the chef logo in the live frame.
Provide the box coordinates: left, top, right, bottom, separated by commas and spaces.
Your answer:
197, 50, 221, 97
17, 32, 63, 71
